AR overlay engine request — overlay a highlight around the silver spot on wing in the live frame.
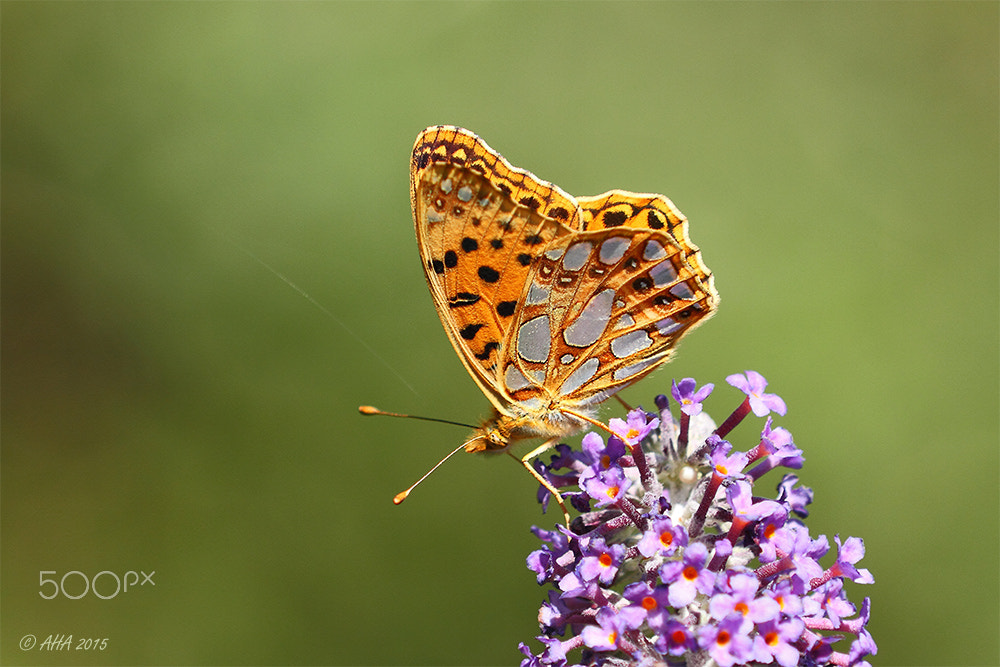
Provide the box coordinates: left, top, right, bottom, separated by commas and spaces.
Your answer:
643, 239, 667, 261
650, 260, 679, 287
504, 364, 543, 392
612, 353, 666, 382
562, 241, 593, 271
558, 358, 600, 396
563, 288, 614, 348
611, 329, 654, 358
598, 237, 631, 265
517, 315, 551, 363
526, 281, 550, 306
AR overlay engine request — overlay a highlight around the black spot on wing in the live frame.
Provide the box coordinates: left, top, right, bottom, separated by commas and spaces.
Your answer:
603, 210, 628, 227
448, 292, 480, 308
478, 266, 501, 283
474, 341, 500, 361
460, 323, 484, 340
549, 206, 570, 221
497, 301, 516, 317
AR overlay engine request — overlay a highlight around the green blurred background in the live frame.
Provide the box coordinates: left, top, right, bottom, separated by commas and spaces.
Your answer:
2, 2, 996, 665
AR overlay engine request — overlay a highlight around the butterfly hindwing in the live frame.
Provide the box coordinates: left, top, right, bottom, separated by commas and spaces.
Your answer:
503, 225, 718, 410
411, 126, 582, 413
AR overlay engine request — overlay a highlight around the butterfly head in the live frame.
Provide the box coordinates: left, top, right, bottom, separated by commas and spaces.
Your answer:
462, 431, 500, 453
463, 405, 598, 456
461, 409, 514, 453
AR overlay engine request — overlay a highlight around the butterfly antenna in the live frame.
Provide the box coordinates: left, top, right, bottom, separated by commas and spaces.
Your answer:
358, 405, 477, 430
390, 435, 486, 505
358, 406, 485, 504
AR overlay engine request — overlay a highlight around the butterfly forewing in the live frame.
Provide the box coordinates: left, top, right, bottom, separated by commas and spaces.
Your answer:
411, 127, 582, 415
578, 191, 686, 231
411, 127, 583, 226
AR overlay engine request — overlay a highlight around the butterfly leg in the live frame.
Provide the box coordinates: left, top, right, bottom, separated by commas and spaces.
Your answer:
509, 438, 572, 527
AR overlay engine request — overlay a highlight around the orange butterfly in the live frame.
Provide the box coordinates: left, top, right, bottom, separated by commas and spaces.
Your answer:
364, 126, 718, 523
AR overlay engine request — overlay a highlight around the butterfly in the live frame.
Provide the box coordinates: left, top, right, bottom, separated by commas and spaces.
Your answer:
372, 126, 718, 523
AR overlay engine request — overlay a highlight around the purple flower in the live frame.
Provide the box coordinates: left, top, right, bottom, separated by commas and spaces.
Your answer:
709, 572, 780, 626
727, 479, 786, 525
579, 606, 642, 651
622, 581, 674, 634
660, 542, 715, 607
608, 408, 659, 445
518, 372, 876, 667
727, 370, 787, 417
526, 525, 572, 583
753, 616, 805, 667
766, 579, 804, 617
776, 474, 813, 517
580, 465, 631, 507
580, 431, 625, 470
781, 523, 828, 594
699, 614, 755, 667
518, 636, 568, 667
576, 538, 626, 585
816, 578, 858, 627
655, 619, 696, 655
671, 377, 714, 416
830, 535, 875, 584
748, 418, 804, 477
636, 516, 687, 557
710, 446, 748, 480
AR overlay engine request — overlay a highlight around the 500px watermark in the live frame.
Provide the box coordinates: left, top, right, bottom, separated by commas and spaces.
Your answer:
39, 570, 155, 600
19, 634, 108, 651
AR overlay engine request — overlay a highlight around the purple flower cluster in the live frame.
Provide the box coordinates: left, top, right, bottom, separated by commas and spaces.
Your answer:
519, 371, 876, 667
